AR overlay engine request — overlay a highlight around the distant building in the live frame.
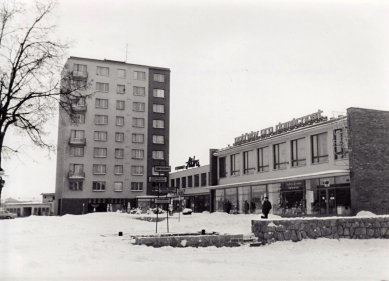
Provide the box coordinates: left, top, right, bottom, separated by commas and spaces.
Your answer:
55, 57, 170, 215
4, 194, 54, 217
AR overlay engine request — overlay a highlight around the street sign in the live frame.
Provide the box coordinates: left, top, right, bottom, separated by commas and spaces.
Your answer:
148, 176, 167, 183
154, 198, 170, 204
154, 166, 171, 173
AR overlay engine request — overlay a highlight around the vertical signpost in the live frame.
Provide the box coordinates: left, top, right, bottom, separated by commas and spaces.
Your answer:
149, 165, 171, 234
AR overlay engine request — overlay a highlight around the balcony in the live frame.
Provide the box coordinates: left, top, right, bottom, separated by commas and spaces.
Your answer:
68, 171, 85, 179
72, 70, 88, 80
71, 104, 87, 112
69, 137, 86, 146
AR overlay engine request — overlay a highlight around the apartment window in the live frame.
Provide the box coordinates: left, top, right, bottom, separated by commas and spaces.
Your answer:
153, 74, 165, 82
95, 98, 108, 109
273, 142, 288, 170
243, 150, 255, 175
69, 147, 84, 157
132, 118, 145, 128
200, 173, 206, 187
70, 129, 85, 139
94, 131, 107, 142
230, 153, 240, 176
312, 132, 329, 163
152, 150, 164, 160
182, 177, 187, 188
71, 113, 85, 124
153, 119, 164, 129
134, 71, 146, 80
133, 102, 145, 112
176, 178, 181, 188
117, 69, 126, 79
153, 104, 165, 113
93, 164, 106, 175
133, 86, 145, 96
93, 147, 107, 158
257, 147, 270, 172
131, 149, 144, 159
153, 89, 165, 98
92, 181, 106, 192
115, 148, 124, 159
94, 115, 108, 125
152, 135, 164, 144
188, 176, 193, 188
219, 157, 226, 178
131, 166, 144, 176
69, 181, 83, 191
73, 63, 87, 72
334, 129, 348, 160
132, 134, 144, 143
69, 164, 84, 175
96, 82, 109, 92
114, 182, 123, 192
96, 66, 109, 76
131, 182, 143, 191
117, 84, 125, 94
116, 100, 125, 110
116, 116, 124, 126
115, 132, 124, 142
114, 165, 123, 175
291, 138, 306, 167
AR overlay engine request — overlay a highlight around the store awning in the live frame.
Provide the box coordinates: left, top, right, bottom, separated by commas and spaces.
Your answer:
207, 169, 350, 190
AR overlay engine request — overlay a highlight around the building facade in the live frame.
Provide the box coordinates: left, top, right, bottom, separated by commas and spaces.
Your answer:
4, 193, 54, 217
55, 57, 170, 215
208, 108, 389, 216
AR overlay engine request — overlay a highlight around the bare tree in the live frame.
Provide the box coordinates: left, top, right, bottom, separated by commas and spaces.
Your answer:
0, 0, 90, 204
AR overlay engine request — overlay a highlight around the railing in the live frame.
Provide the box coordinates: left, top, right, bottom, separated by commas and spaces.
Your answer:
68, 171, 85, 178
69, 138, 86, 146
72, 70, 88, 79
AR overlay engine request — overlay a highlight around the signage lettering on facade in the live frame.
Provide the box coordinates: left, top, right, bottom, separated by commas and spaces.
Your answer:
148, 176, 167, 183
154, 166, 171, 173
234, 110, 326, 146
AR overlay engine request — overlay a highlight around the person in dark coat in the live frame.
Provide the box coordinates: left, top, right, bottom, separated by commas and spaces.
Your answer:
261, 197, 272, 219
244, 200, 249, 214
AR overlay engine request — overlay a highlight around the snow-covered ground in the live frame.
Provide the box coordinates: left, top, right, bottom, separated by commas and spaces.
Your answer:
1, 212, 389, 281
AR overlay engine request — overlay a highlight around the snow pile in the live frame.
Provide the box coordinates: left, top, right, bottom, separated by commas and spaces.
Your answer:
1, 212, 389, 281
356, 211, 377, 217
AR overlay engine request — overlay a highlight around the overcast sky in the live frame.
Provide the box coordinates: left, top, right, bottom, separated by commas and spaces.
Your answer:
3, 0, 389, 199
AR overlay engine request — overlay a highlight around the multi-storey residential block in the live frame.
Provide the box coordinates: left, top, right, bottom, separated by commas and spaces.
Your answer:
55, 57, 170, 215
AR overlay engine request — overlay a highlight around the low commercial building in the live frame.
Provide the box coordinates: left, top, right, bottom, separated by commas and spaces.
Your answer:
208, 107, 389, 216
4, 193, 55, 217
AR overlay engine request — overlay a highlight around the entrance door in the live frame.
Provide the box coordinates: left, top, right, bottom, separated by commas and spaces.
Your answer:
318, 189, 337, 215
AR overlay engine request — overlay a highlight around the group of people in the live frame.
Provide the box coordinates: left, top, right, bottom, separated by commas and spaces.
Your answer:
225, 197, 272, 219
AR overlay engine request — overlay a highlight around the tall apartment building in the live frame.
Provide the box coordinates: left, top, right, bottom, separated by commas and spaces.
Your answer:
55, 57, 170, 215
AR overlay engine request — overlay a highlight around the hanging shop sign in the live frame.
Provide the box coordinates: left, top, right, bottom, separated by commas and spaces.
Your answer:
234, 110, 327, 146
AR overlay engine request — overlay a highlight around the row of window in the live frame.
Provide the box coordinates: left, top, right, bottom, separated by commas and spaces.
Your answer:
220, 130, 348, 177
95, 83, 166, 98
88, 148, 164, 159
170, 173, 208, 189
70, 131, 164, 145
69, 163, 145, 176
94, 99, 165, 113
69, 181, 144, 192
71, 113, 165, 129
74, 63, 166, 82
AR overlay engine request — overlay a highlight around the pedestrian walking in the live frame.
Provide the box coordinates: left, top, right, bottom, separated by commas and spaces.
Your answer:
261, 197, 272, 219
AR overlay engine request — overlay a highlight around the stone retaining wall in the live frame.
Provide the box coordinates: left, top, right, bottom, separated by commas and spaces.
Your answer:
133, 234, 244, 248
252, 217, 389, 244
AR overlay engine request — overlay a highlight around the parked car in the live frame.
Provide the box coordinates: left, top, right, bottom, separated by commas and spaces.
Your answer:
182, 208, 193, 215
0, 209, 17, 219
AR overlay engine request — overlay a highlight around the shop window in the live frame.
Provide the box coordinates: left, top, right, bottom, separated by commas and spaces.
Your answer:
311, 132, 328, 163
273, 143, 288, 170
291, 138, 306, 167
243, 150, 255, 175
215, 189, 225, 212
230, 153, 240, 176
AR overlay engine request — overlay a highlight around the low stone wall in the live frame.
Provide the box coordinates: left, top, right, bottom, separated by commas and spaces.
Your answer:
132, 233, 244, 248
252, 217, 389, 244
